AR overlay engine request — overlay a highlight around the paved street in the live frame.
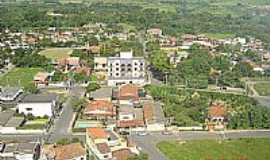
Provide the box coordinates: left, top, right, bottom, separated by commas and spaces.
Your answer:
47, 86, 85, 142
130, 130, 270, 160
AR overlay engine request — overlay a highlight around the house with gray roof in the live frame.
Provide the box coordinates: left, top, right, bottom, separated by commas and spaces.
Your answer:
0, 87, 23, 102
17, 93, 57, 117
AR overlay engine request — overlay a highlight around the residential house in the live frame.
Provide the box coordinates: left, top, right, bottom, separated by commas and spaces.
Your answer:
118, 84, 140, 106
57, 57, 80, 72
0, 87, 23, 102
117, 105, 145, 132
207, 103, 227, 131
263, 52, 270, 62
17, 94, 57, 117
42, 143, 86, 160
146, 28, 162, 37
84, 100, 116, 120
112, 148, 135, 160
86, 128, 113, 160
33, 72, 50, 86
87, 45, 101, 55
107, 51, 146, 86
143, 102, 165, 131
168, 51, 190, 67
94, 57, 108, 80
0, 141, 41, 160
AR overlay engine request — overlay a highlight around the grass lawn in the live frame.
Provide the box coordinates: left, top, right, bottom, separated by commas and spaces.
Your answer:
19, 118, 49, 130
157, 138, 270, 160
254, 82, 270, 96
18, 124, 45, 130
26, 118, 49, 125
0, 68, 43, 88
39, 48, 73, 60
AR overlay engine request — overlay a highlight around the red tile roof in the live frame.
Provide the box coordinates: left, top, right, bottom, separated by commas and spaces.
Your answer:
67, 57, 80, 66
208, 103, 226, 118
113, 148, 135, 160
143, 103, 154, 122
96, 143, 111, 154
84, 100, 116, 116
46, 143, 86, 160
86, 128, 108, 139
119, 84, 139, 101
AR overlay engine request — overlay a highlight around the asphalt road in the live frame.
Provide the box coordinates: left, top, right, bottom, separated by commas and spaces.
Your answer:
253, 96, 270, 108
47, 86, 85, 143
130, 130, 270, 160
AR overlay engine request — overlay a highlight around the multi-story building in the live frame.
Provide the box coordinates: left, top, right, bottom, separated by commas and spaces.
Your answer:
94, 51, 147, 86
107, 51, 146, 86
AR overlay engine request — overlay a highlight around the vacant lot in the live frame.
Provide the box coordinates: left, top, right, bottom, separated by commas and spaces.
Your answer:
39, 48, 73, 60
254, 82, 270, 96
0, 68, 43, 88
157, 138, 270, 160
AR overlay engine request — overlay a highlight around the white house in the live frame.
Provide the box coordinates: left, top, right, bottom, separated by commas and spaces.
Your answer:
17, 94, 57, 117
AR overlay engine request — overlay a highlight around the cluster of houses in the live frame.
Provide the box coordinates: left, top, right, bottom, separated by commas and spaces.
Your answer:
146, 27, 270, 73
71, 82, 165, 159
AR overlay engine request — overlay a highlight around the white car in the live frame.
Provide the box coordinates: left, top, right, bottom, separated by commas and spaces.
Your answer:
161, 130, 173, 135
137, 131, 149, 136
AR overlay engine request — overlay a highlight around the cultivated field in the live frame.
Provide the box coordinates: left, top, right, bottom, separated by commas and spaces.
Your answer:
157, 138, 270, 160
39, 48, 73, 60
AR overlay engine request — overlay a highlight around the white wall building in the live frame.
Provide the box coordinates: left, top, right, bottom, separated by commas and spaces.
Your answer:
107, 51, 146, 86
17, 94, 57, 117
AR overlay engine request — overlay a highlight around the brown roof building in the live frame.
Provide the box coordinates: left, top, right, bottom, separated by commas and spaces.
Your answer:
208, 103, 227, 119
43, 143, 86, 160
84, 100, 116, 119
86, 127, 109, 140
112, 148, 135, 160
118, 84, 139, 101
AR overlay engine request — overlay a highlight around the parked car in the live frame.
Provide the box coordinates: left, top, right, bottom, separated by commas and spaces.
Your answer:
137, 131, 149, 136
119, 131, 129, 135
161, 130, 173, 135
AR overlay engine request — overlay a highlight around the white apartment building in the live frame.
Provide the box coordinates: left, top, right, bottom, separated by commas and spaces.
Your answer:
107, 51, 146, 86
94, 51, 147, 86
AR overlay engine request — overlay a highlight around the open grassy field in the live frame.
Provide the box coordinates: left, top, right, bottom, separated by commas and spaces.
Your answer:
157, 138, 270, 160
39, 48, 73, 60
254, 82, 270, 96
0, 68, 43, 88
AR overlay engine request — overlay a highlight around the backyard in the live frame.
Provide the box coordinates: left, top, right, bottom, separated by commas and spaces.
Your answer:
19, 118, 49, 130
38, 48, 73, 60
157, 138, 270, 160
254, 82, 270, 96
0, 67, 43, 88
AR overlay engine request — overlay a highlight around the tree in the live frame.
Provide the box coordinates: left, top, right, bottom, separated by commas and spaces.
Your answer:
71, 97, 87, 112
24, 83, 39, 94
149, 50, 171, 72
86, 82, 100, 93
